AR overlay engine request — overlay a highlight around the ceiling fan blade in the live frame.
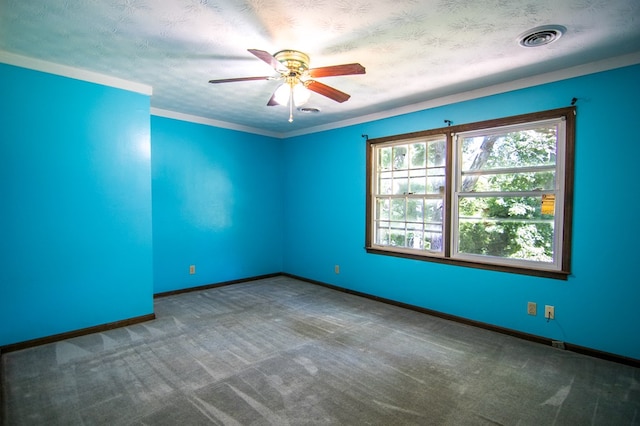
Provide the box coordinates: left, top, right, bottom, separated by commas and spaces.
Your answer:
305, 80, 351, 103
308, 63, 366, 78
267, 92, 279, 106
208, 76, 271, 84
248, 49, 285, 72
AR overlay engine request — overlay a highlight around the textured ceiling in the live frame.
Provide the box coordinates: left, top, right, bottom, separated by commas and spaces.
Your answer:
2, 0, 640, 137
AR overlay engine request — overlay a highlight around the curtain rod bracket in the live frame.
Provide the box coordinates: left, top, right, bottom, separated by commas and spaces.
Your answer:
444, 119, 453, 126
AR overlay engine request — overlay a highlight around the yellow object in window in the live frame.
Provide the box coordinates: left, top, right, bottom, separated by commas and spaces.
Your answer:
541, 194, 555, 215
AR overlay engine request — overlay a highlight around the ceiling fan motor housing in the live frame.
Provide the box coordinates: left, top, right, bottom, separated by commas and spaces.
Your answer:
274, 50, 310, 76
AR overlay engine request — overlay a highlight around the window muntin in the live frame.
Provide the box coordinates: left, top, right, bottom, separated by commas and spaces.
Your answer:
366, 108, 575, 279
452, 118, 566, 270
372, 136, 446, 253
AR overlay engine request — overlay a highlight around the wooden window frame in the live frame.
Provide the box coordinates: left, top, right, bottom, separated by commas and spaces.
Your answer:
365, 107, 576, 280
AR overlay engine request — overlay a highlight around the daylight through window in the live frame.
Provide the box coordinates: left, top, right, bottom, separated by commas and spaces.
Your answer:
366, 107, 575, 279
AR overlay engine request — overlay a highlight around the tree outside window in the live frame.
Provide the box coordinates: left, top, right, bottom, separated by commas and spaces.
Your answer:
366, 107, 575, 279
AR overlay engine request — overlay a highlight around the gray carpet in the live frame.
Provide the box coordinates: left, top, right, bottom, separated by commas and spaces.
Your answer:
2, 276, 638, 425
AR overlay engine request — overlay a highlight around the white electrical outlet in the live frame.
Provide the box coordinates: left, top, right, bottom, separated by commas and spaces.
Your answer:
545, 305, 555, 320
527, 301, 537, 316
189, 265, 196, 275
334, 265, 340, 274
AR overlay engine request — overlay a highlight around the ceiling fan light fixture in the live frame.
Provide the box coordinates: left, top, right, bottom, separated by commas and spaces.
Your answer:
273, 81, 310, 106
293, 83, 310, 106
273, 83, 291, 105
517, 25, 566, 47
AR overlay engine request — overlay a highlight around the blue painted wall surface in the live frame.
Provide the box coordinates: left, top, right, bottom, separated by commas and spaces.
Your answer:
282, 64, 640, 360
0, 64, 154, 346
3, 59, 638, 361
151, 116, 283, 294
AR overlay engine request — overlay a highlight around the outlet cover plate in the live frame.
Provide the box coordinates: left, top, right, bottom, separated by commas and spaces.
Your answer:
545, 305, 555, 320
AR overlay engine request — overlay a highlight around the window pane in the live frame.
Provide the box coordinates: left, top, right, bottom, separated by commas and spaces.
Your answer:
461, 126, 557, 172
393, 145, 408, 170
379, 171, 393, 194
379, 147, 392, 171
427, 139, 446, 167
393, 170, 409, 195
424, 231, 443, 251
424, 199, 444, 253
390, 199, 405, 221
427, 166, 445, 177
407, 222, 424, 230
376, 198, 390, 220
410, 143, 426, 168
458, 196, 555, 262
427, 172, 445, 194
426, 140, 447, 195
409, 169, 426, 194
424, 199, 443, 223
377, 227, 389, 245
407, 231, 423, 249
407, 198, 423, 222
389, 229, 406, 247
461, 170, 555, 193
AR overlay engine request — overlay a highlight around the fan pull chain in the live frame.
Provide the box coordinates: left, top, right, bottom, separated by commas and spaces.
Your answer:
288, 87, 294, 122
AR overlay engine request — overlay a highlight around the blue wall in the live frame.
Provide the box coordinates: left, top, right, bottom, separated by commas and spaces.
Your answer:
0, 64, 154, 347
3, 59, 639, 361
151, 117, 283, 294
282, 64, 640, 360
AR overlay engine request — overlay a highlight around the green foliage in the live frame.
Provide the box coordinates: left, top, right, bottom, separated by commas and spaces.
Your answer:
469, 129, 556, 169
458, 128, 557, 262
374, 125, 560, 263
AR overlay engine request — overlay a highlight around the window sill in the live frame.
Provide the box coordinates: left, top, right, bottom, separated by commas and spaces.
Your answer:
365, 247, 570, 280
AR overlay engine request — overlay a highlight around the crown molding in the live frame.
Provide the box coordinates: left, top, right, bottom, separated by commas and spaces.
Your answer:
4, 49, 639, 139
150, 108, 282, 139
0, 50, 152, 96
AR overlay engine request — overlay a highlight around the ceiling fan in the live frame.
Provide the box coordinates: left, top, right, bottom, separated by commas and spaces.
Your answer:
208, 49, 366, 122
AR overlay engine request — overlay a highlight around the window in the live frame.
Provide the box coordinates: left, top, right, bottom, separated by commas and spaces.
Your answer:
366, 107, 575, 279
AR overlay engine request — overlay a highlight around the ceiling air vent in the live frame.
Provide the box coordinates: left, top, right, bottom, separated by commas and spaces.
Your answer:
518, 25, 566, 47
298, 107, 321, 113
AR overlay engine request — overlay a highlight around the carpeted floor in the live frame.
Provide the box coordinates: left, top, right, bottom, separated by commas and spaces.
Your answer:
2, 276, 639, 425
